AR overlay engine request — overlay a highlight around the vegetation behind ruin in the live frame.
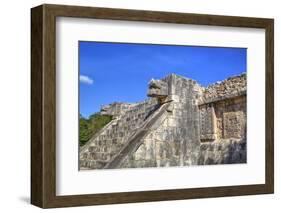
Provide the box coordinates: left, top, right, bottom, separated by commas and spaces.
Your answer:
79, 113, 113, 147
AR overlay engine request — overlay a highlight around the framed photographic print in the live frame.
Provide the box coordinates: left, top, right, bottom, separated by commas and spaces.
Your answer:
31, 4, 274, 208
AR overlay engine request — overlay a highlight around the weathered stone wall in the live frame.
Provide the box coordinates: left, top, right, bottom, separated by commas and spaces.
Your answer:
198, 138, 246, 165
80, 98, 159, 169
215, 96, 246, 139
100, 102, 132, 118
200, 73, 246, 104
198, 73, 247, 164
199, 95, 246, 141
80, 73, 247, 169
197, 96, 247, 164
122, 74, 203, 168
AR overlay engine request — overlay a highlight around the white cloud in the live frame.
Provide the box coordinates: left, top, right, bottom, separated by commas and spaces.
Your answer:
80, 75, 93, 85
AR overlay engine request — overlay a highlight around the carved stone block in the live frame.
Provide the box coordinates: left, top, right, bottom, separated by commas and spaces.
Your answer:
223, 111, 245, 138
200, 104, 217, 141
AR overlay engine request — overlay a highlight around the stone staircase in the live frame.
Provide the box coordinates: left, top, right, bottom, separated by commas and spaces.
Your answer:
104, 102, 171, 169
80, 100, 166, 169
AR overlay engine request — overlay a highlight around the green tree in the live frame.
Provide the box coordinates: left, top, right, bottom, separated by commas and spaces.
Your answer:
79, 113, 113, 147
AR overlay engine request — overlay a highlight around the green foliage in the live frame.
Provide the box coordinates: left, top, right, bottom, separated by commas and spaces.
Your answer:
79, 113, 113, 147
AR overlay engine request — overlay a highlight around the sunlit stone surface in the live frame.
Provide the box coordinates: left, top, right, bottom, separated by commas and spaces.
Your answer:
80, 73, 247, 170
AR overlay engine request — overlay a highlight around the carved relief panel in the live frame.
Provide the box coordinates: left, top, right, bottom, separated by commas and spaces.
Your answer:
223, 111, 245, 139
199, 104, 217, 142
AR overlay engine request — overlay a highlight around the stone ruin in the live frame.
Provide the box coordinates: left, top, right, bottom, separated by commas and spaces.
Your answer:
80, 73, 247, 170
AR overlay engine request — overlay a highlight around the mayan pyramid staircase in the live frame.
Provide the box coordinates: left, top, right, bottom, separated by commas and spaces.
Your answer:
103, 101, 171, 169
79, 119, 117, 157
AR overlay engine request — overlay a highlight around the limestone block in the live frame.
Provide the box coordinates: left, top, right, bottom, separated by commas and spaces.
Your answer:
198, 138, 246, 165
167, 118, 177, 127
223, 111, 245, 139
199, 104, 217, 141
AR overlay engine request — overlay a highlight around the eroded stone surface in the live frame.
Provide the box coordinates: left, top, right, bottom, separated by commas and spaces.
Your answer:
198, 138, 246, 165
80, 73, 247, 169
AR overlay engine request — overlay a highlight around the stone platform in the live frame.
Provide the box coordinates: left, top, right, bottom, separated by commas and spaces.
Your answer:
80, 73, 247, 169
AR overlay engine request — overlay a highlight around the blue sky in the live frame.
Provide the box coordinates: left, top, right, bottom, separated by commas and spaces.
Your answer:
79, 41, 246, 118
